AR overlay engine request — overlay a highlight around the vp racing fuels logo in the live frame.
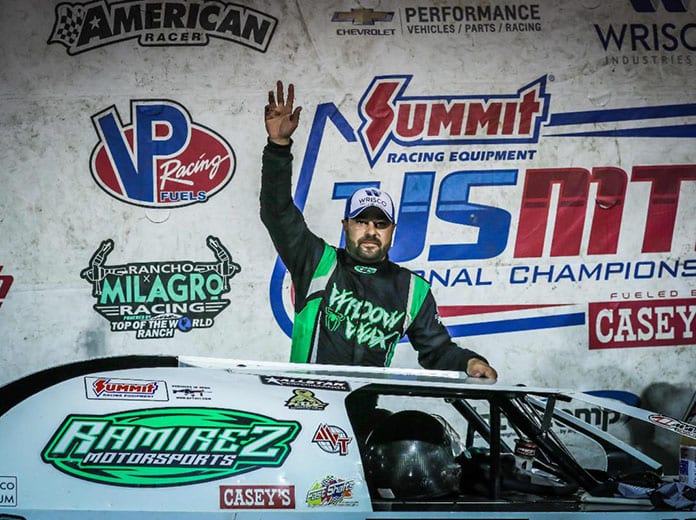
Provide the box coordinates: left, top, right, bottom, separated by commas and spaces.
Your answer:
358, 75, 549, 166
91, 99, 235, 208
42, 408, 301, 486
80, 236, 240, 339
48, 1, 278, 55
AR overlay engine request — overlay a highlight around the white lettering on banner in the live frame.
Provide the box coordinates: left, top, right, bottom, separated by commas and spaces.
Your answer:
159, 153, 229, 188
589, 299, 696, 349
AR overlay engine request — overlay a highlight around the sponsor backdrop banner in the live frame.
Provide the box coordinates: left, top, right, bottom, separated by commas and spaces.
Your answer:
0, 0, 694, 420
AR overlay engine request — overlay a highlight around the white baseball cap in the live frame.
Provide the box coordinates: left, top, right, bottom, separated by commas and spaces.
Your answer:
344, 187, 396, 223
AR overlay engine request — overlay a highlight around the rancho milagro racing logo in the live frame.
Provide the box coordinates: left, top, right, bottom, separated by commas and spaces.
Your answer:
91, 99, 236, 208
80, 236, 240, 339
41, 408, 301, 486
48, 0, 278, 55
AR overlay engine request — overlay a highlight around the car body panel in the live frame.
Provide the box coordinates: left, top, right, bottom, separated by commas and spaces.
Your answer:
0, 355, 693, 519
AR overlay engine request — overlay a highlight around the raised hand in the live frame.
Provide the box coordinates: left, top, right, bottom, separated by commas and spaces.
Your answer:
264, 80, 302, 145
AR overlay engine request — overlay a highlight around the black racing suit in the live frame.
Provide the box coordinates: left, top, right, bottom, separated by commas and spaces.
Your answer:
260, 140, 487, 371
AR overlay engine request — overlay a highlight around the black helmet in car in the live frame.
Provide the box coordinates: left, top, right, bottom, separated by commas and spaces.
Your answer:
364, 410, 462, 499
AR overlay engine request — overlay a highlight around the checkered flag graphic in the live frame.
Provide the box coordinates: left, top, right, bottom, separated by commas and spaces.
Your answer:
48, 3, 85, 48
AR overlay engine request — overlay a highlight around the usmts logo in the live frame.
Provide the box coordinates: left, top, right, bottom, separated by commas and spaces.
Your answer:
48, 1, 277, 55
80, 236, 241, 338
358, 75, 549, 166
41, 408, 300, 487
91, 100, 235, 208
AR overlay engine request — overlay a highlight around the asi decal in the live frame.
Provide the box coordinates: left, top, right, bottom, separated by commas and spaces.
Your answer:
312, 424, 352, 455
0, 265, 14, 311
285, 389, 328, 411
80, 236, 240, 339
306, 475, 356, 507
90, 99, 235, 208
48, 1, 278, 55
85, 377, 169, 401
41, 407, 301, 487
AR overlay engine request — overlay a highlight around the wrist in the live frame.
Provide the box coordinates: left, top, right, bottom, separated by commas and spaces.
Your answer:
268, 137, 291, 146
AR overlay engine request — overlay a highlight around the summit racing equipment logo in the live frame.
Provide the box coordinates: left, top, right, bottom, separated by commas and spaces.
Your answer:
42, 407, 301, 487
85, 376, 169, 401
91, 99, 235, 208
80, 236, 240, 339
48, 0, 278, 55
358, 75, 549, 166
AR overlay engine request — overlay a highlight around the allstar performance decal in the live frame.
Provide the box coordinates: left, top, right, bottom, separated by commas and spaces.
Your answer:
42, 408, 300, 487
48, 0, 277, 55
80, 236, 240, 339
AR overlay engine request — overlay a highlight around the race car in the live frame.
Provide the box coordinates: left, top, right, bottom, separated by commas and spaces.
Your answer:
0, 354, 694, 519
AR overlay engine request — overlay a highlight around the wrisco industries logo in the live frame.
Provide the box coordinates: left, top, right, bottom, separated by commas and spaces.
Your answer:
48, 0, 278, 55
91, 100, 236, 208
42, 408, 301, 486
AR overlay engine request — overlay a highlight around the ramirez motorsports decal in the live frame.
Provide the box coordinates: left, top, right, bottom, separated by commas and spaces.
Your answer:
41, 408, 300, 487
80, 236, 240, 339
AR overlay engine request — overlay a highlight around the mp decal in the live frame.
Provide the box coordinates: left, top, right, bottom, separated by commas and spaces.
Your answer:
81, 236, 240, 338
91, 99, 235, 208
41, 407, 301, 487
48, 0, 278, 55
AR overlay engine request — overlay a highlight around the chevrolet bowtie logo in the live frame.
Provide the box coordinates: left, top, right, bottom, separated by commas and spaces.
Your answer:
331, 8, 394, 25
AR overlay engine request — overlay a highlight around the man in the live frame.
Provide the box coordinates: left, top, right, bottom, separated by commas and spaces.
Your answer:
261, 81, 497, 378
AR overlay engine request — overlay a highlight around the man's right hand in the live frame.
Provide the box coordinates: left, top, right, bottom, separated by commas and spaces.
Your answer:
265, 80, 302, 146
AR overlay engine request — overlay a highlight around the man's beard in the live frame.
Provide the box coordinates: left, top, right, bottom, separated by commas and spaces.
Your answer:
346, 238, 388, 263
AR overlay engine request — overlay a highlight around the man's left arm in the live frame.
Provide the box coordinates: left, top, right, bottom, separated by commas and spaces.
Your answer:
406, 290, 497, 379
